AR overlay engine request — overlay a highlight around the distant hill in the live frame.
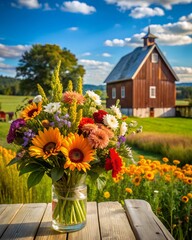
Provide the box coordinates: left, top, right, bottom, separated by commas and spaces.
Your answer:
176, 82, 192, 87
83, 84, 106, 93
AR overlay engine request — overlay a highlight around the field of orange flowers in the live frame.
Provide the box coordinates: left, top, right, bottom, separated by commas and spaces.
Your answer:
88, 155, 192, 240
1, 146, 192, 240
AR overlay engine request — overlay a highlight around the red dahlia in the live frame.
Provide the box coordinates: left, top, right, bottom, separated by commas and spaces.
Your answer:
105, 148, 123, 178
93, 110, 107, 123
78, 117, 94, 130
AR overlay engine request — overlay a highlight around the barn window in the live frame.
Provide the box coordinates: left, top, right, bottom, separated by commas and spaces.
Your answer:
150, 86, 156, 98
112, 87, 116, 99
151, 53, 158, 63
121, 86, 125, 98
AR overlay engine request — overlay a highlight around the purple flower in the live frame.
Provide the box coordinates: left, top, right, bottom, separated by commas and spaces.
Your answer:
22, 129, 35, 147
117, 136, 126, 148
7, 119, 26, 143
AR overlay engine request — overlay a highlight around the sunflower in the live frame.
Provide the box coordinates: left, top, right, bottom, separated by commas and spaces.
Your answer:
61, 133, 95, 172
29, 127, 64, 159
21, 102, 42, 120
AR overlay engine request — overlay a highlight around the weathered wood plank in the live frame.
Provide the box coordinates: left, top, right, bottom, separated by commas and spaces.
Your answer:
98, 201, 136, 240
35, 203, 67, 240
1, 203, 47, 240
0, 204, 22, 238
124, 199, 175, 240
68, 202, 100, 240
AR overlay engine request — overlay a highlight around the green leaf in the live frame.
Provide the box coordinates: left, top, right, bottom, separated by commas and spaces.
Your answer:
27, 171, 45, 189
7, 157, 20, 166
51, 167, 64, 183
19, 163, 43, 176
96, 176, 107, 192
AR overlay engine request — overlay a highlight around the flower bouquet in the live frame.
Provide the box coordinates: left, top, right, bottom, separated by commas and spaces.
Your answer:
7, 61, 139, 232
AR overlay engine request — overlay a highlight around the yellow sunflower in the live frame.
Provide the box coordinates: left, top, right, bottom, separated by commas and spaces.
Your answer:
29, 127, 64, 159
21, 102, 42, 120
61, 133, 95, 172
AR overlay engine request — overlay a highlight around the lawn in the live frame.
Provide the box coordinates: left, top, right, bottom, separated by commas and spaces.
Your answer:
0, 95, 30, 112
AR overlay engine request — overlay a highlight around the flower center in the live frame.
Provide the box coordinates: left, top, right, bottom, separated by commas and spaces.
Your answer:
43, 142, 56, 154
28, 108, 38, 117
69, 148, 84, 163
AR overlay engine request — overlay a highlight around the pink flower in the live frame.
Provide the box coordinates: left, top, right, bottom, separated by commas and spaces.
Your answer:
63, 91, 85, 105
88, 129, 109, 149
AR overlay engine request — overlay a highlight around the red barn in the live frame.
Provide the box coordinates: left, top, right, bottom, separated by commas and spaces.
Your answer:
104, 29, 179, 117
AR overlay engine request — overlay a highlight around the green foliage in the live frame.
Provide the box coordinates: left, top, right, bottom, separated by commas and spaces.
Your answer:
50, 60, 63, 102
0, 75, 21, 95
176, 86, 192, 101
17, 44, 85, 95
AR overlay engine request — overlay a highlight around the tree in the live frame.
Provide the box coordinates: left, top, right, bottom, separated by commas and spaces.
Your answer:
16, 44, 85, 95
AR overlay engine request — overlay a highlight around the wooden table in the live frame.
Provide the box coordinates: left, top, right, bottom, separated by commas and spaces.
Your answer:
0, 200, 174, 240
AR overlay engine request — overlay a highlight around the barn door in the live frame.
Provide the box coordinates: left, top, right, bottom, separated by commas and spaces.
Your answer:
150, 108, 154, 117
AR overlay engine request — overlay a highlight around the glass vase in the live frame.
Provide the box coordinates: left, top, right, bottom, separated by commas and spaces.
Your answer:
52, 183, 87, 232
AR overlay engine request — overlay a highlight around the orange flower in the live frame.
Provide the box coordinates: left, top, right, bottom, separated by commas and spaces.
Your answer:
162, 157, 169, 163
181, 196, 189, 203
173, 160, 180, 165
145, 171, 155, 181
21, 102, 42, 120
61, 133, 95, 172
187, 193, 192, 199
104, 191, 110, 199
125, 188, 133, 194
132, 176, 142, 186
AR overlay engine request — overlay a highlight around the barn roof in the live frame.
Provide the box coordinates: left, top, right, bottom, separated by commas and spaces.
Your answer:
104, 44, 179, 83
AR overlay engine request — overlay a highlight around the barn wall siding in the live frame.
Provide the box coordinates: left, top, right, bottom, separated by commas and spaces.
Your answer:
106, 81, 133, 108
133, 48, 176, 109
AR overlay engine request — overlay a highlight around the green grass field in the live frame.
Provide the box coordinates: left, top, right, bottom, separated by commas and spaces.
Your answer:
0, 95, 30, 112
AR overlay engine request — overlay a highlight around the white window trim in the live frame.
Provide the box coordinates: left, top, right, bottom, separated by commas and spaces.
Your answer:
150, 86, 156, 98
112, 87, 116, 99
151, 53, 158, 63
121, 86, 125, 98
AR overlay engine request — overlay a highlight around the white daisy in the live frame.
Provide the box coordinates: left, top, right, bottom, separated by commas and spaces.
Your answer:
43, 102, 61, 114
103, 114, 118, 130
120, 122, 127, 136
86, 90, 101, 105
110, 105, 122, 119
33, 95, 42, 103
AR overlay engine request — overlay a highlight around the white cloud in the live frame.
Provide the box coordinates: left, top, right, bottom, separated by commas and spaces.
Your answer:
79, 59, 113, 84
43, 3, 55, 11
68, 27, 79, 31
0, 44, 31, 58
173, 66, 192, 82
61, 1, 96, 14
144, 21, 192, 45
105, 0, 192, 11
179, 13, 192, 23
102, 53, 112, 57
105, 0, 148, 11
104, 33, 144, 48
11, 0, 41, 9
174, 66, 192, 74
156, 34, 192, 45
0, 61, 16, 76
129, 7, 164, 18
105, 15, 192, 48
148, 21, 192, 35
82, 52, 91, 56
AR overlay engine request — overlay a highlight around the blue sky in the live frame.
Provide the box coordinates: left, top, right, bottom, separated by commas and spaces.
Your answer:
0, 0, 192, 85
